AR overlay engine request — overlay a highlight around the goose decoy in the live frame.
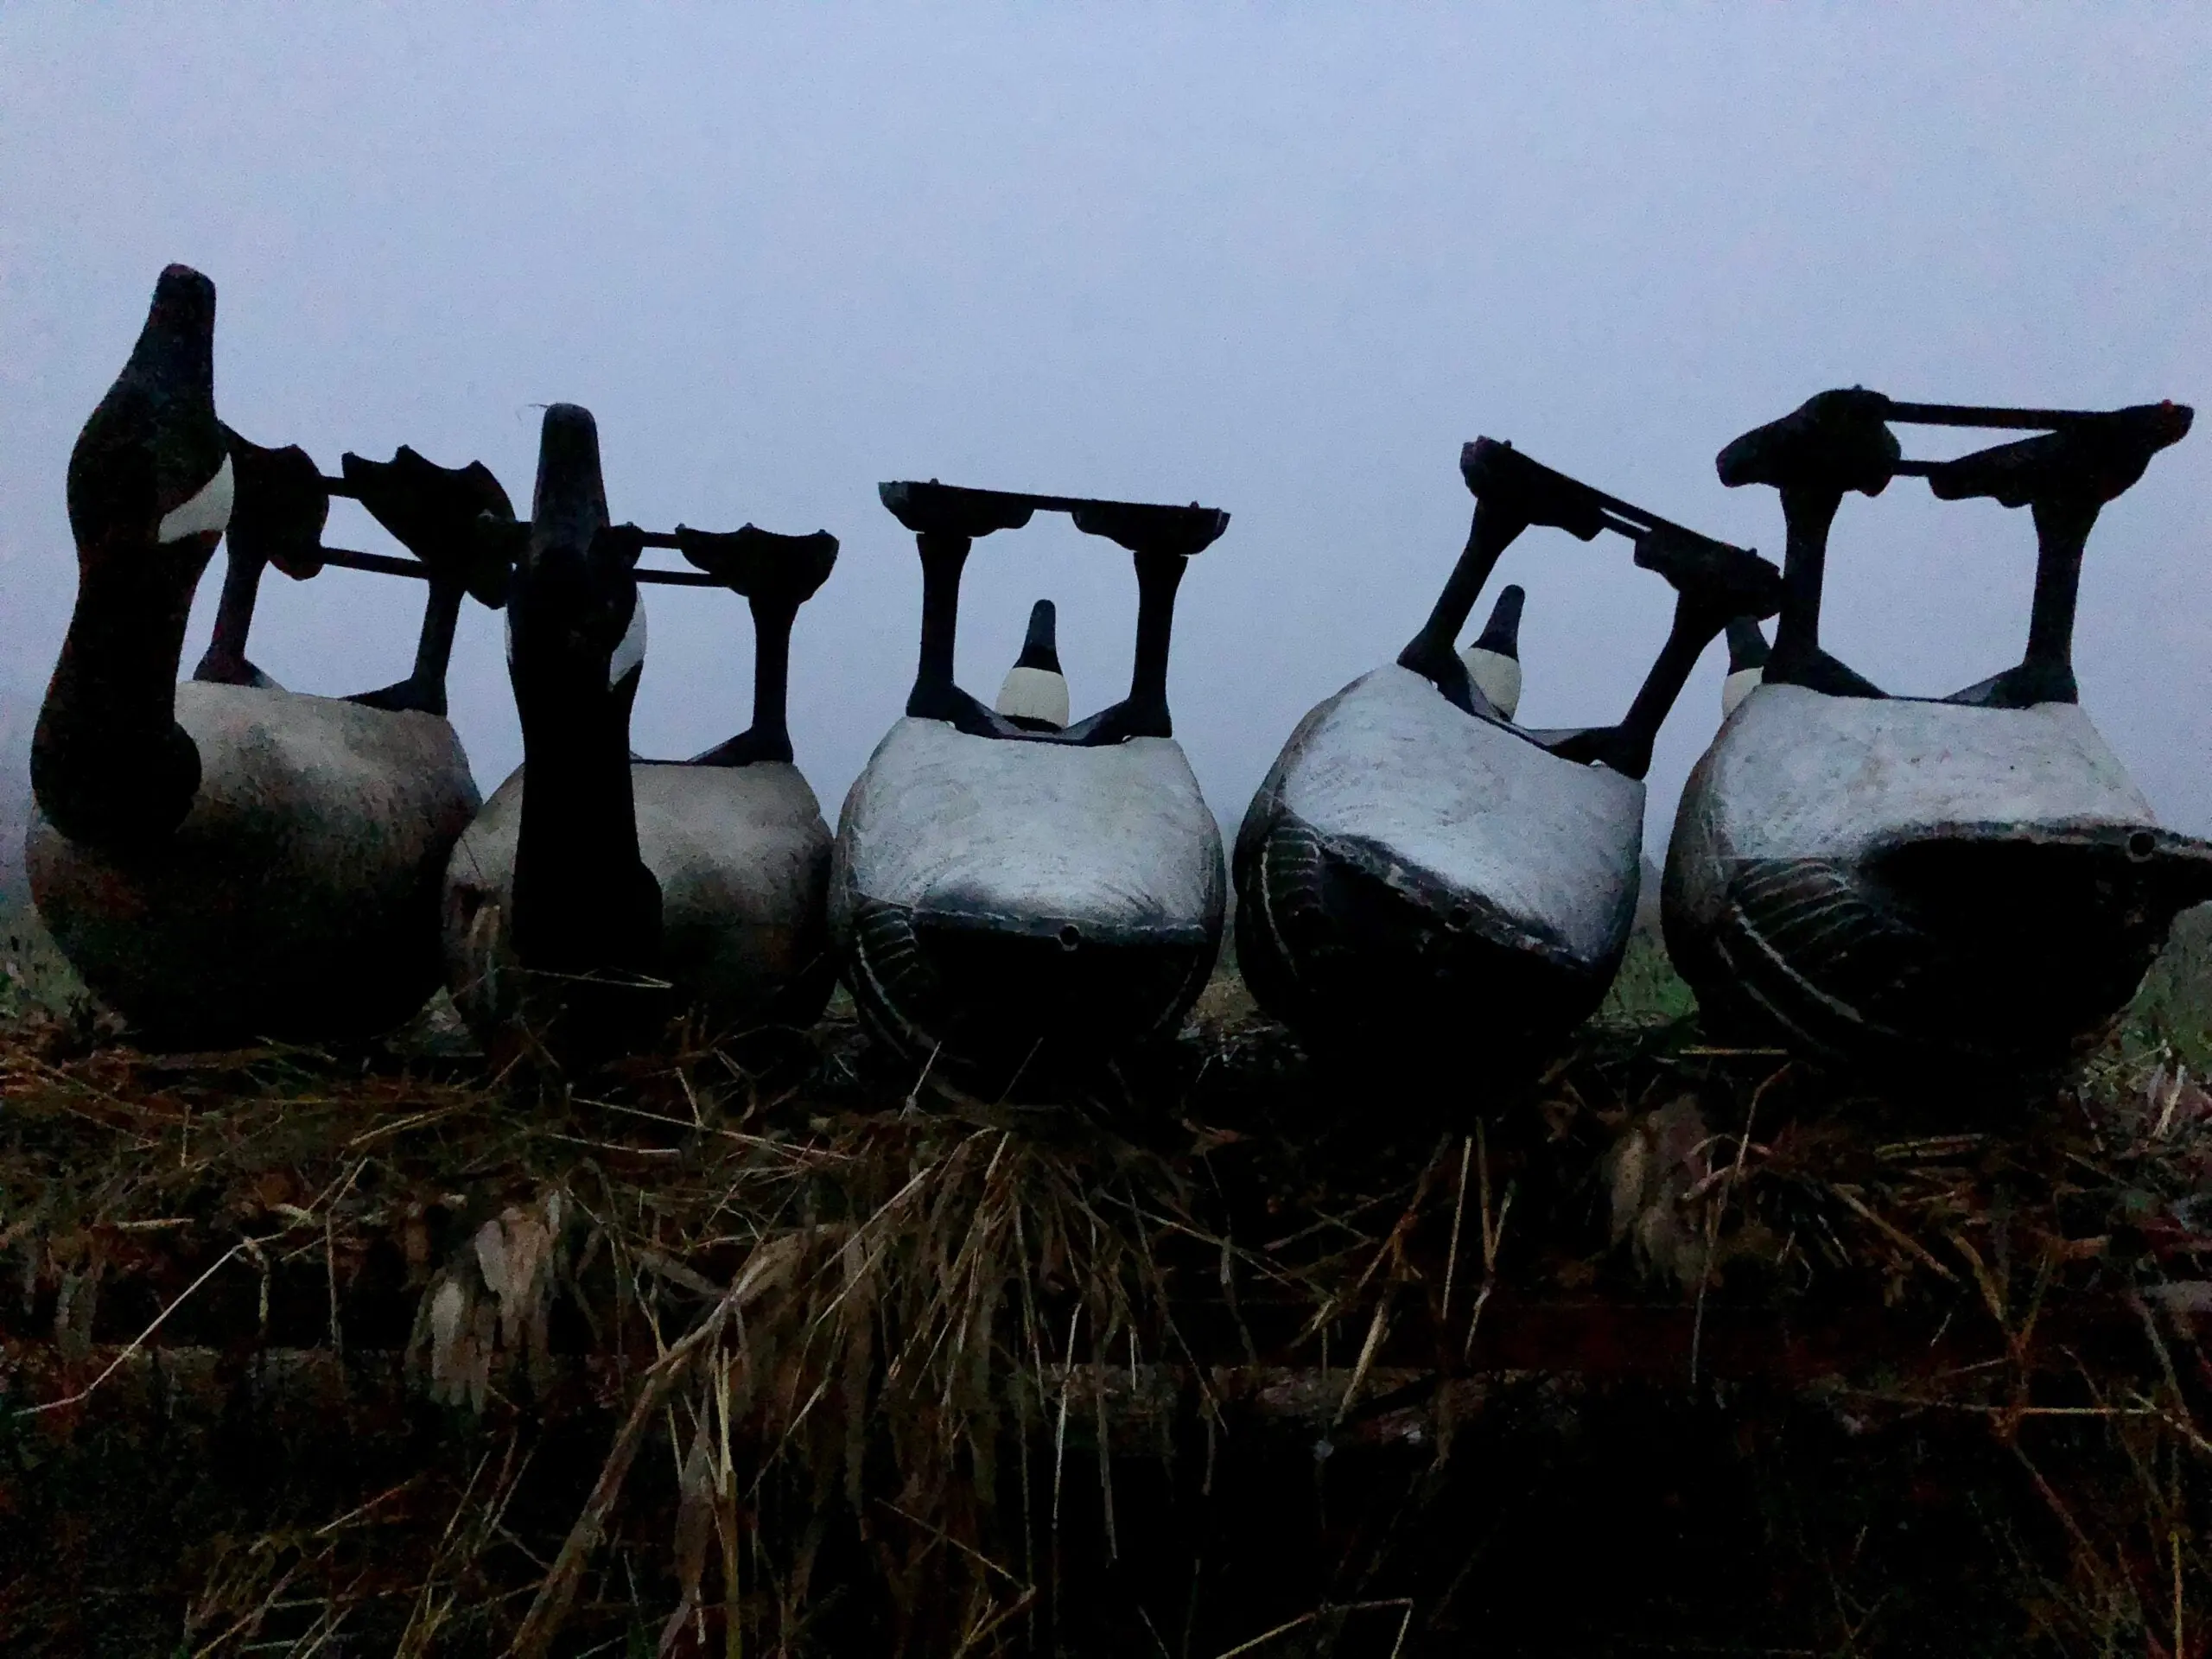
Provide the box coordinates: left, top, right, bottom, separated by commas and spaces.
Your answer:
25, 266, 487, 1046
441, 404, 838, 1064
1234, 439, 1782, 1065
1719, 617, 1770, 720
1664, 391, 2212, 1071
833, 480, 1230, 1079
995, 600, 1071, 732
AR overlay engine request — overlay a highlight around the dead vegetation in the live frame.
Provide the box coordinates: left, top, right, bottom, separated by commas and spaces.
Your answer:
1, 944, 2210, 1654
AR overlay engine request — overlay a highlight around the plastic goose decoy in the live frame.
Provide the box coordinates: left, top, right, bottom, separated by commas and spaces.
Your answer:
1235, 439, 1782, 1065
441, 404, 838, 1062
1719, 617, 1770, 720
27, 267, 487, 1045
833, 481, 1230, 1079
1664, 391, 2212, 1071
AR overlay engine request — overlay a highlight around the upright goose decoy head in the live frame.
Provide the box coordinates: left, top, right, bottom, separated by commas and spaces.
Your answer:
1720, 618, 1770, 719
1459, 583, 1524, 723
443, 404, 838, 1064
1665, 392, 2212, 1074
833, 481, 1230, 1082
36, 265, 231, 849
28, 266, 483, 1045
1237, 440, 1778, 1070
995, 599, 1071, 732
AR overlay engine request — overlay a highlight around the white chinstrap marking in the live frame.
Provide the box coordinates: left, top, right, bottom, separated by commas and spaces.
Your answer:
157, 453, 233, 543
995, 664, 1070, 729
608, 591, 647, 687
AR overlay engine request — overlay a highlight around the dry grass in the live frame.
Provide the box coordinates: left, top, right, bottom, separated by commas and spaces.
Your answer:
0, 924, 2210, 1654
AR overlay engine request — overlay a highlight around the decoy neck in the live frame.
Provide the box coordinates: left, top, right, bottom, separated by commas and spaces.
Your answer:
1460, 583, 1524, 722
505, 404, 660, 977
1721, 617, 1770, 718
995, 598, 1071, 732
34, 265, 232, 850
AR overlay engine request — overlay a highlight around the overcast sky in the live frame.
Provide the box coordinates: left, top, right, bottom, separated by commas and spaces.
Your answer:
3, 6, 2207, 861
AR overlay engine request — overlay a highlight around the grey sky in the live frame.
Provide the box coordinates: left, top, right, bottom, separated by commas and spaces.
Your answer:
3, 7, 2207, 860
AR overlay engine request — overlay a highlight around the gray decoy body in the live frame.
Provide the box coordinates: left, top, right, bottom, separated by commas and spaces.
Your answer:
833, 482, 1229, 1077
26, 267, 484, 1046
441, 405, 837, 1059
1235, 440, 1782, 1065
1665, 392, 2212, 1071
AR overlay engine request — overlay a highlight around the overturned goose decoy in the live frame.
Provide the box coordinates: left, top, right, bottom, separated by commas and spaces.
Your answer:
27, 266, 488, 1046
442, 404, 838, 1063
1235, 439, 1782, 1065
1665, 391, 2212, 1071
834, 481, 1230, 1078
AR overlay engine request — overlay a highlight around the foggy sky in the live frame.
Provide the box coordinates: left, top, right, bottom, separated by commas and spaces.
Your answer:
3, 7, 2207, 863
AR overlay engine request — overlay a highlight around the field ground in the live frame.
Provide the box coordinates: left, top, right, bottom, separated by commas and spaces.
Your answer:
0, 904, 2209, 1654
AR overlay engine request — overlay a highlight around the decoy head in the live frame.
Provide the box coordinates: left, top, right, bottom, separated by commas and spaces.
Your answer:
506, 404, 645, 710
342, 445, 518, 606
1721, 617, 1770, 719
995, 598, 1071, 731
1460, 583, 1524, 722
67, 265, 232, 582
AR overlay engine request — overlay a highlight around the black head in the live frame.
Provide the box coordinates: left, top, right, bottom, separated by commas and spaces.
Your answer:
67, 264, 231, 567
507, 405, 645, 709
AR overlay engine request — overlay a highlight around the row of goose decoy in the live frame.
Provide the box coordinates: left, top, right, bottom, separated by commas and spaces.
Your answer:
25, 267, 2212, 1084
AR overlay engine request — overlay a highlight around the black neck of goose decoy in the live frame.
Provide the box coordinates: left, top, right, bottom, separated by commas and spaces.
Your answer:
191, 429, 337, 690
1725, 615, 1771, 673
34, 266, 230, 850
506, 404, 661, 977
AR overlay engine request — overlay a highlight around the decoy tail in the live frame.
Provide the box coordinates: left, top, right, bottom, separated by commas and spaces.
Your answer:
1721, 617, 1770, 718
995, 598, 1071, 732
1459, 583, 1524, 721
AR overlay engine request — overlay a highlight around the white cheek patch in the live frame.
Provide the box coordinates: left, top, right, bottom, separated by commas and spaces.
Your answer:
995, 665, 1070, 729
505, 608, 518, 675
608, 593, 647, 688
1463, 647, 1522, 724
1721, 667, 1763, 720
157, 453, 234, 543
